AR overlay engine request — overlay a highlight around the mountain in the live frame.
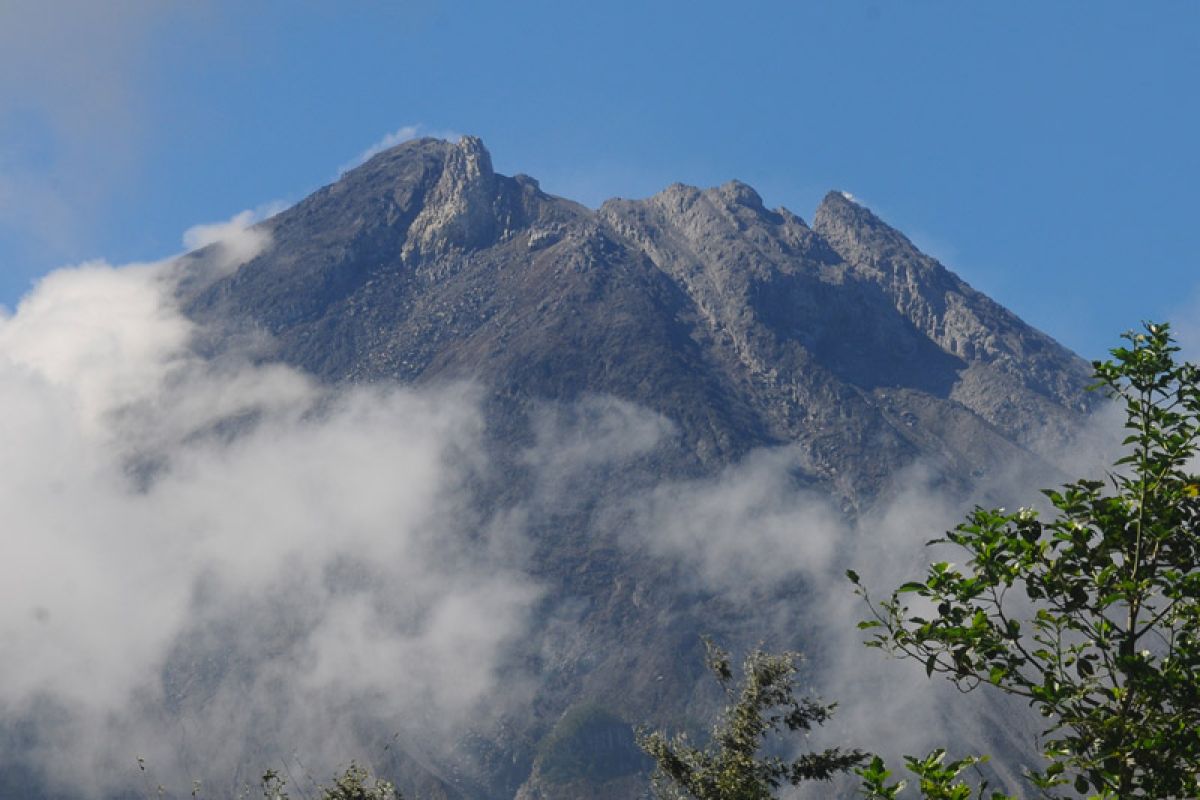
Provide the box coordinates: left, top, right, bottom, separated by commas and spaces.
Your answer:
176, 136, 1095, 798
183, 136, 1090, 501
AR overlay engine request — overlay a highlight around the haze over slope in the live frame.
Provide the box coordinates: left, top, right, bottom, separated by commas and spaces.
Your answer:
1, 136, 1104, 799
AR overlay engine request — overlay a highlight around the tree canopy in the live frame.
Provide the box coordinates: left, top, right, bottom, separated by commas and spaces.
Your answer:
854, 322, 1200, 797
637, 640, 865, 800
646, 323, 1200, 799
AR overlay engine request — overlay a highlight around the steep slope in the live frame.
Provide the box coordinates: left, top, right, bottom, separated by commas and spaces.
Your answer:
183, 137, 1093, 503
597, 181, 1089, 503
175, 136, 1096, 798
812, 190, 1090, 462
184, 137, 767, 471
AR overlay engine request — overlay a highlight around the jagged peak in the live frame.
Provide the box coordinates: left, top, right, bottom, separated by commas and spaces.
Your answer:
812, 188, 922, 259
712, 179, 764, 211
344, 134, 494, 184
455, 133, 488, 156
655, 181, 703, 201
447, 134, 494, 181
353, 135, 455, 170
640, 178, 785, 221
814, 189, 880, 225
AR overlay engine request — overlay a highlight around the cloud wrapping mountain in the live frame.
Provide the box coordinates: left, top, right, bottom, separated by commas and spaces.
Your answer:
0, 137, 1127, 798
0, 242, 543, 796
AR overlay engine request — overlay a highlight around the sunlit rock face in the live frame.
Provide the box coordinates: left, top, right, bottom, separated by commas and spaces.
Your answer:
171, 136, 1095, 799
186, 136, 1092, 500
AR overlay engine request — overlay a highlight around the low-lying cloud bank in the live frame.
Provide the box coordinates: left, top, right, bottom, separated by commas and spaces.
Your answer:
0, 220, 540, 796
620, 395, 1124, 788
0, 212, 1131, 797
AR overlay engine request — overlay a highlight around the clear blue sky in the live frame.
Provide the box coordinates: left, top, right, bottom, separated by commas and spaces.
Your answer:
1, 1, 1196, 359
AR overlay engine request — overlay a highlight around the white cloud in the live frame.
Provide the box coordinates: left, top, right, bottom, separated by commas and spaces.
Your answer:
619, 418, 1121, 789
0, 259, 190, 434
625, 447, 843, 596
0, 200, 1134, 796
355, 125, 422, 163
339, 124, 463, 175
520, 394, 675, 509
181, 207, 275, 277
0, 248, 540, 796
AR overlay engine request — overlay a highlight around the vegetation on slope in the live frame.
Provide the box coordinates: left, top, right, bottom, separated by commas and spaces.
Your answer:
645, 323, 1200, 798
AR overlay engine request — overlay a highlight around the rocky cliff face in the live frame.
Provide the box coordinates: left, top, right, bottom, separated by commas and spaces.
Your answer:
178, 136, 1096, 798
184, 137, 1093, 504
811, 191, 1089, 459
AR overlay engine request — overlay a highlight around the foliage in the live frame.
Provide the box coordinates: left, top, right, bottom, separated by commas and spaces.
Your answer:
134, 760, 399, 800
636, 639, 865, 800
851, 322, 1200, 797
855, 751, 1013, 800
258, 763, 399, 800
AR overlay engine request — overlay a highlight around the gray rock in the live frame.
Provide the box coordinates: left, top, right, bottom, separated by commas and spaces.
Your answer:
176, 136, 1096, 798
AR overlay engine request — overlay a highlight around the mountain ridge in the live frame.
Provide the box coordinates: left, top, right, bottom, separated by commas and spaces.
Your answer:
183, 134, 1093, 500
173, 135, 1097, 798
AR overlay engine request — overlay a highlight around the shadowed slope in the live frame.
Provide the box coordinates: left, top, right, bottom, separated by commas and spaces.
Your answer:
172, 136, 1096, 799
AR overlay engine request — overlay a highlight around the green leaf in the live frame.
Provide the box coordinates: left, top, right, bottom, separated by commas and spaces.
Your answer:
851, 322, 1200, 799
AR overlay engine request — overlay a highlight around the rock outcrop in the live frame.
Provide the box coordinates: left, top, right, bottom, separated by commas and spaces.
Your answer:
177, 136, 1096, 798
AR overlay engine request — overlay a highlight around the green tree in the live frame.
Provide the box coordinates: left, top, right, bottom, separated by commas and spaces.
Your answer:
135, 761, 400, 800
855, 750, 1013, 800
637, 642, 1007, 800
258, 762, 399, 800
636, 639, 865, 800
851, 322, 1200, 797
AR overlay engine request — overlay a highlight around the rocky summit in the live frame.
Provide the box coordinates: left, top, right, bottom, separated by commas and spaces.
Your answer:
177, 136, 1095, 798
184, 136, 1091, 502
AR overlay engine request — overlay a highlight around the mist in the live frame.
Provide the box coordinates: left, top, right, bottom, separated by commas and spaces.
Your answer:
0, 215, 1131, 798
618, 406, 1125, 793
0, 227, 541, 797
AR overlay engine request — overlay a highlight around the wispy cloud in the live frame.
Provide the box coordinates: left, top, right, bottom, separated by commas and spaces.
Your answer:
0, 2, 199, 257
0, 239, 539, 796
338, 123, 462, 175
619, 416, 1119, 790
180, 206, 281, 279
0, 202, 1127, 797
